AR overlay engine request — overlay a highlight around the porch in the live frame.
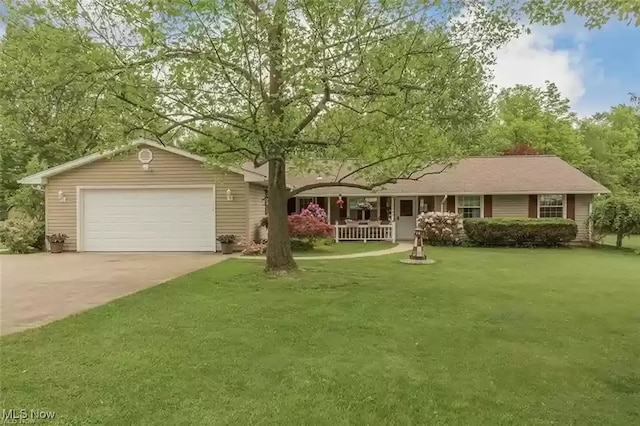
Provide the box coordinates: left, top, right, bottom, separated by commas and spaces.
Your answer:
289, 195, 465, 242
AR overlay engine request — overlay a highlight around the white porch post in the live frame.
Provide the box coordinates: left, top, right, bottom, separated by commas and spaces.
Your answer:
390, 197, 395, 222
327, 197, 331, 224
392, 221, 397, 243
335, 220, 339, 243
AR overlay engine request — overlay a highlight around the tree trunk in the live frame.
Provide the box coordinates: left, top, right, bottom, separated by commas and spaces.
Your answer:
265, 159, 296, 272
616, 230, 624, 248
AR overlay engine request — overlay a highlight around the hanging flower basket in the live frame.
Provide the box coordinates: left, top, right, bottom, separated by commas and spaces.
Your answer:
357, 201, 373, 210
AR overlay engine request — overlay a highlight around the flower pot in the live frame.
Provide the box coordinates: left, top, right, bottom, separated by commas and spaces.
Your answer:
220, 243, 234, 255
50, 241, 64, 253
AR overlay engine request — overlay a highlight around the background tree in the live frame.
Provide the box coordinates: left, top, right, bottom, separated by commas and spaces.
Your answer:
580, 105, 640, 192
479, 82, 591, 167
0, 21, 155, 219
591, 194, 640, 248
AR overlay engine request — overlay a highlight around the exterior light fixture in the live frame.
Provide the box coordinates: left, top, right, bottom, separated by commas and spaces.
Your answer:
226, 189, 234, 201
57, 190, 66, 202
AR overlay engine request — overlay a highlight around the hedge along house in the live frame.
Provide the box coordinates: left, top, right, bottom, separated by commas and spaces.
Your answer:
20, 139, 609, 251
19, 139, 269, 252
256, 155, 610, 243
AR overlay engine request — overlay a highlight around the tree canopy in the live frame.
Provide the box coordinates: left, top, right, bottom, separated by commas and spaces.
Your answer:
2, 0, 639, 269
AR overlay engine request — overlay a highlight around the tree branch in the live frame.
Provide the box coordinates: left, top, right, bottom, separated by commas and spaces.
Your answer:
289, 164, 452, 196
292, 81, 330, 134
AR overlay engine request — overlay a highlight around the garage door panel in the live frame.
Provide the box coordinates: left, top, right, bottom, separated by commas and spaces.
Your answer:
82, 188, 215, 252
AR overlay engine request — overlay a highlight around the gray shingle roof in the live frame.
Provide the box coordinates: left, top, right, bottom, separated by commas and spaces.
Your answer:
247, 155, 610, 196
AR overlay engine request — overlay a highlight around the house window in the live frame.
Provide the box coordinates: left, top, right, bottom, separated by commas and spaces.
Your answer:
349, 197, 378, 220
457, 195, 482, 218
539, 194, 565, 218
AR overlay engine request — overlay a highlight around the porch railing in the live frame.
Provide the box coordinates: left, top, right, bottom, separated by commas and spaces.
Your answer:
334, 222, 396, 243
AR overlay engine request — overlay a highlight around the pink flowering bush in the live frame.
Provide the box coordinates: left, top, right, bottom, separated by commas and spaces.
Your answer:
416, 211, 463, 246
299, 202, 328, 222
256, 203, 333, 252
288, 213, 333, 240
239, 237, 267, 256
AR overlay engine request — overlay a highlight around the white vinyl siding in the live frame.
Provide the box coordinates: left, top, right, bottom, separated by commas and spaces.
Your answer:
492, 195, 529, 217
248, 184, 268, 242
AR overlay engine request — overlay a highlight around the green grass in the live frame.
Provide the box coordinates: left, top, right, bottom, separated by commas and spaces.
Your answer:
602, 234, 640, 250
294, 240, 397, 257
2, 248, 640, 424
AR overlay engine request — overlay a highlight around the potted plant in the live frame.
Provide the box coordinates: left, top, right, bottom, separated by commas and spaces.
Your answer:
46, 233, 68, 253
217, 234, 236, 254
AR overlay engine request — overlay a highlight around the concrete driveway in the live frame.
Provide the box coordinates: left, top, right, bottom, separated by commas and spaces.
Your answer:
0, 252, 230, 336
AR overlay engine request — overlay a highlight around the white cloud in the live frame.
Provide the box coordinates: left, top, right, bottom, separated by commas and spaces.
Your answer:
491, 24, 594, 113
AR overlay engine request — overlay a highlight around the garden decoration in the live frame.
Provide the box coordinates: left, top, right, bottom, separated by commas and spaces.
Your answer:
400, 212, 436, 265
46, 233, 68, 254
217, 234, 237, 254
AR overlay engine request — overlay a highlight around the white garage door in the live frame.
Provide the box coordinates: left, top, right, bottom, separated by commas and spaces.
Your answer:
82, 188, 216, 252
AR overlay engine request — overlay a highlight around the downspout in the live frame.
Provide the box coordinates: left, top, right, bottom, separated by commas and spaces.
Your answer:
440, 195, 448, 213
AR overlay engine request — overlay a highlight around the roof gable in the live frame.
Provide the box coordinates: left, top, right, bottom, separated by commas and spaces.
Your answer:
19, 139, 266, 185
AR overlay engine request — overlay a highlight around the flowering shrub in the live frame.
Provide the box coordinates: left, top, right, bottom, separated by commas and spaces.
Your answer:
299, 202, 328, 222
416, 211, 463, 246
288, 213, 333, 241
239, 237, 267, 256
0, 219, 45, 253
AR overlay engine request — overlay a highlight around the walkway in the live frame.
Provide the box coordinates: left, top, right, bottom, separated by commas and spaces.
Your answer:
247, 242, 413, 261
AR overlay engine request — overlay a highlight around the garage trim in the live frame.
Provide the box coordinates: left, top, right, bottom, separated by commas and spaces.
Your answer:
76, 185, 216, 252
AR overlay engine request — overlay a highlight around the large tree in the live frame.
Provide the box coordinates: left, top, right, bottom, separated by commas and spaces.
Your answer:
10, 0, 635, 271
14, 0, 525, 271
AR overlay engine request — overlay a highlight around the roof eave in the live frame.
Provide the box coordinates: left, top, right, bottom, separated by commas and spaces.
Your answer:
17, 138, 267, 185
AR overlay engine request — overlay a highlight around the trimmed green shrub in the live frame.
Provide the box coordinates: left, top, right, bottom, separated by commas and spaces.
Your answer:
290, 238, 315, 252
464, 218, 578, 247
0, 219, 45, 253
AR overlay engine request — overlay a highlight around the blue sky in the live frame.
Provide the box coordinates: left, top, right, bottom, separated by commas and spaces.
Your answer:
490, 17, 640, 116
0, 9, 638, 117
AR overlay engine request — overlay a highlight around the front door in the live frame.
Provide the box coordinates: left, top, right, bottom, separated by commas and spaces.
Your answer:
396, 197, 416, 240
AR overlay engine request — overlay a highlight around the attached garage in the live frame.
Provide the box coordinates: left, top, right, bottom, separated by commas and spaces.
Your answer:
80, 187, 216, 252
18, 139, 269, 252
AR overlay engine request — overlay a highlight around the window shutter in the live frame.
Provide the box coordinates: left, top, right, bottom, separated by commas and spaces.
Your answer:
528, 195, 538, 218
446, 196, 456, 213
567, 194, 575, 220
379, 196, 389, 221
484, 195, 493, 218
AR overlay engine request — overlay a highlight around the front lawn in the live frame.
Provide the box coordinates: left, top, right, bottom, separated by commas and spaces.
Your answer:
2, 247, 640, 424
294, 240, 397, 257
602, 234, 640, 250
